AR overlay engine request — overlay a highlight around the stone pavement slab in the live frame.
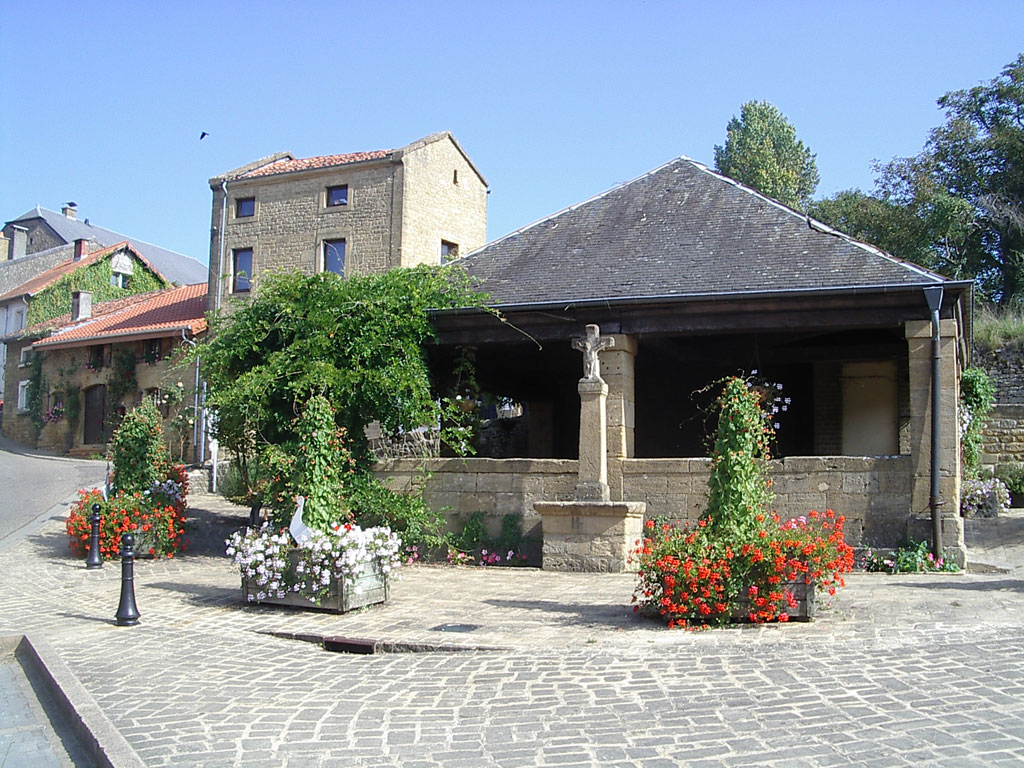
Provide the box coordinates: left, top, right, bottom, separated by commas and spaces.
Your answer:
0, 490, 1022, 766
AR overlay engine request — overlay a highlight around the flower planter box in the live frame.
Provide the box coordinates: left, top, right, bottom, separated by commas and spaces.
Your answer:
732, 580, 816, 622
241, 550, 390, 614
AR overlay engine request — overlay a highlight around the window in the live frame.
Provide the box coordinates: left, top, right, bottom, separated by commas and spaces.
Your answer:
236, 197, 255, 218
17, 380, 29, 412
441, 240, 459, 264
111, 272, 130, 289
453, 169, 459, 185
19, 347, 33, 366
13, 308, 24, 331
326, 185, 348, 207
323, 239, 345, 275
233, 248, 253, 292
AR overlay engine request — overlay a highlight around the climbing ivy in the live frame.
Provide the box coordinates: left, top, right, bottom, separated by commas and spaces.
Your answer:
26, 351, 45, 433
25, 256, 168, 327
108, 347, 138, 405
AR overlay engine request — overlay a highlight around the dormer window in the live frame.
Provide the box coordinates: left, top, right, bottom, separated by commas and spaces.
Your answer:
326, 185, 348, 207
111, 272, 130, 289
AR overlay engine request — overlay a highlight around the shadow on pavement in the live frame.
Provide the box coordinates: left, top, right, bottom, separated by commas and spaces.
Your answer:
888, 577, 1024, 594
483, 597, 641, 628
145, 581, 241, 607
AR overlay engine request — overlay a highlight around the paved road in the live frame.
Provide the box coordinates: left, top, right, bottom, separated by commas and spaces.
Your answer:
0, 489, 1022, 767
0, 435, 105, 545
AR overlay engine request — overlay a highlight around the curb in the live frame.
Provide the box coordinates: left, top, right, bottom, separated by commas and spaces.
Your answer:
0, 491, 82, 554
2, 633, 145, 768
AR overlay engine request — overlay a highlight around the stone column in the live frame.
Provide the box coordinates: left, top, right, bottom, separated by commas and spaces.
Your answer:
576, 378, 610, 501
905, 318, 965, 564
603, 334, 637, 460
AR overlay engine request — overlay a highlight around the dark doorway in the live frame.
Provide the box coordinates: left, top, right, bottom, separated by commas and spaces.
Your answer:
83, 385, 106, 445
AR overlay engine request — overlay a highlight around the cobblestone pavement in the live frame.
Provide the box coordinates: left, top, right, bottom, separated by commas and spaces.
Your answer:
0, 491, 1022, 766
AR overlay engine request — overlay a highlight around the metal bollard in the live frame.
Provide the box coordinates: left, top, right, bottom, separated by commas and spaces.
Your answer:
85, 503, 103, 569
115, 532, 141, 626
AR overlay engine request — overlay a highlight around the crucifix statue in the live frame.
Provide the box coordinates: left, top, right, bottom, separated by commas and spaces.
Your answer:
572, 324, 615, 381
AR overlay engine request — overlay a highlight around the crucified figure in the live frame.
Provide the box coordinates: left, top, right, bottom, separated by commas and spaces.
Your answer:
572, 324, 615, 381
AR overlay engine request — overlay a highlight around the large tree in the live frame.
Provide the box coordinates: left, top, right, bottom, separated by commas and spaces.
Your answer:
714, 100, 820, 210
812, 54, 1024, 304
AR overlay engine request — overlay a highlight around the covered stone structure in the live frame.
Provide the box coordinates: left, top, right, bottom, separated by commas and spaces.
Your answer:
380, 157, 972, 563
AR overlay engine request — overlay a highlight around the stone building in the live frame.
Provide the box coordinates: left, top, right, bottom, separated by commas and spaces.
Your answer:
207, 132, 487, 313
378, 156, 972, 564
1, 241, 171, 419
5, 283, 207, 456
1, 203, 208, 396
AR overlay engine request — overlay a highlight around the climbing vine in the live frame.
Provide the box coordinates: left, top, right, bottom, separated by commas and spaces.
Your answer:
26, 351, 45, 433
25, 257, 168, 327
108, 347, 138, 405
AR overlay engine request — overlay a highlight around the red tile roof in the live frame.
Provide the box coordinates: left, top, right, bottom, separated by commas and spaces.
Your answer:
33, 283, 208, 349
0, 241, 164, 302
243, 149, 392, 178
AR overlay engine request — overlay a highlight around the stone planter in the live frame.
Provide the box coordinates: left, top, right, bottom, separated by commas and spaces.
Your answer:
732, 580, 816, 622
241, 550, 390, 614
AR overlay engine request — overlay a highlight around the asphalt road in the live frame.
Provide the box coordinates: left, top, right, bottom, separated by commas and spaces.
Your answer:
0, 434, 105, 547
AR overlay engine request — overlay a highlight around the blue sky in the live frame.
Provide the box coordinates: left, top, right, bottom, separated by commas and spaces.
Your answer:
2, 2, 1022, 267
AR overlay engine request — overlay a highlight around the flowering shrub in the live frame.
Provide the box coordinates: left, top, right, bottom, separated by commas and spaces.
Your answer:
66, 470, 188, 559
226, 522, 402, 604
44, 401, 65, 423
633, 375, 854, 628
862, 539, 960, 573
633, 510, 854, 626
961, 477, 1010, 517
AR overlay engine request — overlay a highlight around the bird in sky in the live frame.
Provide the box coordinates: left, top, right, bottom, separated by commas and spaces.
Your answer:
199, 131, 210, 140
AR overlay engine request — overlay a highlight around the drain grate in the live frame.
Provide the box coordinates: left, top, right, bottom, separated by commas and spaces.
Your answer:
429, 623, 481, 633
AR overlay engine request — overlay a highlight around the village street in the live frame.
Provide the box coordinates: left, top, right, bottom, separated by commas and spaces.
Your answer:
0, 452, 1022, 767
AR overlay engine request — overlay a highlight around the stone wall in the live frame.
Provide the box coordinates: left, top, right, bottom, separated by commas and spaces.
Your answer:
399, 136, 487, 267
981, 404, 1024, 466
375, 454, 913, 551
973, 347, 1024, 467
210, 159, 399, 312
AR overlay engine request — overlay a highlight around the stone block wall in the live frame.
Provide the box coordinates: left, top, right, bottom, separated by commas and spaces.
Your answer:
399, 136, 487, 267
981, 404, 1024, 466
375, 454, 914, 551
210, 159, 398, 311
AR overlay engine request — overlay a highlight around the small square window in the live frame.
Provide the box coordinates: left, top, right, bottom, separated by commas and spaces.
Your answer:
233, 248, 253, 293
111, 272, 130, 289
323, 239, 346, 275
19, 347, 33, 366
236, 198, 255, 218
327, 185, 348, 207
441, 240, 459, 264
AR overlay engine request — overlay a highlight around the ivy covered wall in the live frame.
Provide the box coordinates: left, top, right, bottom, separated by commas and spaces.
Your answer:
25, 254, 168, 327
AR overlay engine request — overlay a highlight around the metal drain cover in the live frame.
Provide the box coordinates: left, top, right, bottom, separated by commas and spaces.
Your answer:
430, 623, 481, 633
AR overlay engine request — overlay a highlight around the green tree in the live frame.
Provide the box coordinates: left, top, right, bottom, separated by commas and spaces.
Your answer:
812, 54, 1024, 304
109, 399, 170, 494
714, 100, 820, 210
198, 265, 489, 502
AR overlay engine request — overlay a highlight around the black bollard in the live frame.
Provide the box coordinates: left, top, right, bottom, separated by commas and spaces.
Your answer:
115, 532, 141, 626
85, 503, 103, 569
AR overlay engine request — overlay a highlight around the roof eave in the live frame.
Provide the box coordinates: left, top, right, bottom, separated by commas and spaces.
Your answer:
33, 324, 204, 351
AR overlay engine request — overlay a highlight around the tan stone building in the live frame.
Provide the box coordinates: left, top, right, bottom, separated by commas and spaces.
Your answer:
207, 132, 487, 313
379, 156, 973, 566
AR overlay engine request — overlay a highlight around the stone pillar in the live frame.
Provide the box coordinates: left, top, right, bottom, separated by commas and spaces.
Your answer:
603, 334, 637, 460
905, 318, 965, 564
576, 378, 610, 502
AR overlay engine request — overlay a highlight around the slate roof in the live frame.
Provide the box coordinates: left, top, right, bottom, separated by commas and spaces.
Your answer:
0, 243, 74, 295
0, 242, 163, 303
32, 283, 208, 350
457, 157, 948, 308
5, 206, 207, 284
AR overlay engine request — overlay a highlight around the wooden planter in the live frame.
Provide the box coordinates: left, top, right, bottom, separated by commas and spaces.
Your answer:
241, 550, 390, 614
733, 580, 816, 622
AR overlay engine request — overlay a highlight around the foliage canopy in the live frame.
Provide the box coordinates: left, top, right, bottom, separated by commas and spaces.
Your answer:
198, 265, 490, 506
714, 100, 819, 211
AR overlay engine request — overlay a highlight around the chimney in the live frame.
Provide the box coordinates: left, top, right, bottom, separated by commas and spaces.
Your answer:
73, 238, 89, 261
71, 291, 92, 321
62, 202, 78, 219
8, 225, 28, 260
